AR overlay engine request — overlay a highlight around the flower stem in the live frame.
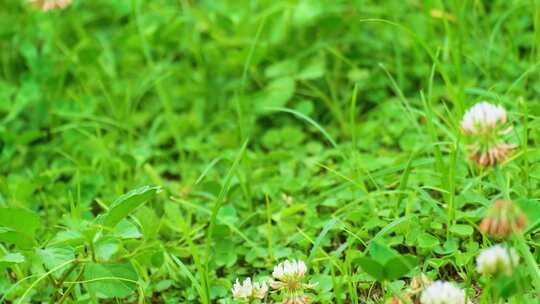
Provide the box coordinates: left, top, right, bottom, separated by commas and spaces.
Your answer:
515, 234, 540, 294
479, 277, 492, 303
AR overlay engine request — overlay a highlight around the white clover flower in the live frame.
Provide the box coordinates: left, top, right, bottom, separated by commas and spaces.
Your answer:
460, 102, 515, 166
231, 277, 268, 301
461, 101, 507, 135
476, 244, 519, 276
272, 259, 307, 282
232, 278, 253, 300
30, 0, 71, 11
420, 281, 470, 304
252, 281, 268, 299
271, 259, 316, 304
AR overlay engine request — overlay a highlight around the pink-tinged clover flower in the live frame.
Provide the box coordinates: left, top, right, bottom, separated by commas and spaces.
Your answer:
479, 199, 527, 239
460, 101, 515, 166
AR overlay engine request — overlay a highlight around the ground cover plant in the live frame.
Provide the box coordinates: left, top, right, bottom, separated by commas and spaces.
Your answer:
2, 0, 540, 303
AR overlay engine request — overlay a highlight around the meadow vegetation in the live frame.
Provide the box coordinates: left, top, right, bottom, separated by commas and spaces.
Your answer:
1, 1, 540, 303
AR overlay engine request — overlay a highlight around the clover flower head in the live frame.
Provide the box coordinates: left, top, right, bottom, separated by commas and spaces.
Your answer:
410, 273, 432, 294
272, 259, 307, 282
477, 244, 519, 276
461, 101, 507, 135
467, 143, 515, 167
389, 297, 403, 304
479, 199, 527, 239
231, 278, 268, 301
30, 0, 71, 11
280, 295, 310, 304
252, 281, 269, 299
271, 259, 316, 304
420, 281, 470, 304
460, 102, 515, 166
232, 278, 252, 300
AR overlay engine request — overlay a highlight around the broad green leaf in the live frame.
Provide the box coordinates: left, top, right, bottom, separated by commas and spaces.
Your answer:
216, 205, 238, 225
293, 0, 322, 26
296, 58, 325, 80
265, 60, 298, 78
114, 219, 142, 239
95, 237, 119, 261
214, 240, 237, 267
151, 250, 164, 268
134, 206, 159, 239
356, 257, 385, 281
155, 280, 173, 292
0, 207, 41, 238
434, 238, 459, 255
493, 275, 520, 298
36, 246, 75, 277
417, 232, 439, 249
279, 203, 308, 218
516, 199, 540, 219
517, 199, 540, 234
256, 77, 295, 110
385, 255, 418, 280
0, 252, 24, 269
0, 227, 34, 249
84, 262, 138, 299
101, 186, 160, 228
311, 274, 333, 292
49, 230, 85, 247
368, 241, 398, 265
449, 224, 473, 237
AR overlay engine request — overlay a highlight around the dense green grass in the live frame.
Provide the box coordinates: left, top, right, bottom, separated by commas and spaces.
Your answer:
2, 0, 540, 303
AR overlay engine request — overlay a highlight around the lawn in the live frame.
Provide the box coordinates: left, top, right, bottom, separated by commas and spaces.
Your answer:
1, 0, 540, 303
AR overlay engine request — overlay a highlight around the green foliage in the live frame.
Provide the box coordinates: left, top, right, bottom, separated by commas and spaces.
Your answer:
99, 186, 161, 228
357, 242, 418, 281
1, 0, 540, 303
84, 262, 138, 299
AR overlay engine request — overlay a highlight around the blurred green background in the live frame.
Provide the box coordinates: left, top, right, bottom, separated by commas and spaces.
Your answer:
2, 0, 540, 303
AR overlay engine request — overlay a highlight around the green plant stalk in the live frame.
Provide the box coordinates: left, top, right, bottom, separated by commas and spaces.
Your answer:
494, 165, 510, 200
300, 81, 348, 134
17, 259, 81, 304
520, 98, 530, 195
349, 84, 358, 150
49, 260, 81, 304
421, 89, 444, 180
88, 241, 97, 262
55, 259, 80, 288
56, 265, 85, 304
265, 193, 274, 262
515, 233, 540, 294
345, 250, 359, 304
533, 0, 540, 64
235, 16, 266, 142
184, 212, 208, 303
330, 263, 342, 304
349, 85, 369, 194
446, 142, 458, 235
449, 0, 466, 117
202, 140, 249, 300
506, 242, 525, 303
479, 277, 492, 303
